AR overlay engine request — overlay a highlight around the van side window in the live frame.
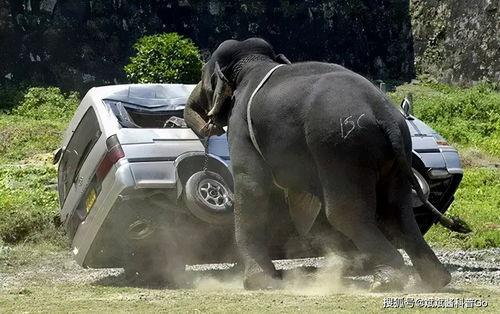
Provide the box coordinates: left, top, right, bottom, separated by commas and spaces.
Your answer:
58, 107, 101, 204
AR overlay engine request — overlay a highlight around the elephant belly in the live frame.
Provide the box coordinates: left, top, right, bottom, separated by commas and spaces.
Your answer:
268, 149, 321, 197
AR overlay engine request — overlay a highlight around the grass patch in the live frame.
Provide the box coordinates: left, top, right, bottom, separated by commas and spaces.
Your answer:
388, 82, 500, 248
388, 82, 500, 158
2, 285, 496, 313
425, 168, 500, 249
0, 164, 66, 245
0, 87, 76, 245
0, 115, 67, 164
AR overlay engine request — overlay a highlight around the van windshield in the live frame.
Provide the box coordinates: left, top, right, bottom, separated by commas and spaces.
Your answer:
58, 108, 101, 204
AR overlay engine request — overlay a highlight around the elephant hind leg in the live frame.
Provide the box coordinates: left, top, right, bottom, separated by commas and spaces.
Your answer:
317, 164, 406, 289
401, 223, 451, 290
382, 173, 451, 290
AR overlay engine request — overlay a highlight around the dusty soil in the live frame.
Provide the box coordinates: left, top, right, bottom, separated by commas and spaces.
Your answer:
0, 245, 499, 312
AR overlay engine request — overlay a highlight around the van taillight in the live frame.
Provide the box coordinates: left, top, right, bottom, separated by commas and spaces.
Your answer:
96, 135, 125, 182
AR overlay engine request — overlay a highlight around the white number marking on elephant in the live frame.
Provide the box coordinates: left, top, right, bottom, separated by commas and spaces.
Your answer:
339, 116, 355, 139
340, 113, 366, 139
356, 113, 366, 129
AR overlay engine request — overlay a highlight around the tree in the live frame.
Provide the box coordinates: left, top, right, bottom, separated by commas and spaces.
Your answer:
124, 33, 202, 84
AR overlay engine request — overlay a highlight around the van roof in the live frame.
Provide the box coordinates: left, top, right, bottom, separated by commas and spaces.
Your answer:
90, 84, 197, 111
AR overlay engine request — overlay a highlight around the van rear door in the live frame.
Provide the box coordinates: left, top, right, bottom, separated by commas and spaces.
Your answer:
57, 107, 102, 206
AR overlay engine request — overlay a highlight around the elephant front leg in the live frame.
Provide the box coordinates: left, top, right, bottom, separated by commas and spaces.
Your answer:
233, 172, 283, 290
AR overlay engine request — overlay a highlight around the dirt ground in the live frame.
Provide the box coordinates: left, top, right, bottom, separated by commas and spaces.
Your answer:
0, 245, 498, 313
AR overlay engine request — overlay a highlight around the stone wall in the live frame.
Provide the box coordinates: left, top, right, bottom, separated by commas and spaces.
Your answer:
411, 0, 499, 86
0, 0, 414, 93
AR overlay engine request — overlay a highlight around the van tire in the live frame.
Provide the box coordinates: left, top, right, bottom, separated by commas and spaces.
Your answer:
184, 171, 234, 225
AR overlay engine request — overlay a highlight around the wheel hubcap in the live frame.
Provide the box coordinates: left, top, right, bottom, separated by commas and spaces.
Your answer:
198, 178, 230, 209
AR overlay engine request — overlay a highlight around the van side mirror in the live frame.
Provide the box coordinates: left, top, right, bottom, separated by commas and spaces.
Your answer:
53, 147, 64, 164
401, 92, 414, 117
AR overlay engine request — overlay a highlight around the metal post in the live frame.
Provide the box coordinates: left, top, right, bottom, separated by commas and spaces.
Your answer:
379, 82, 386, 94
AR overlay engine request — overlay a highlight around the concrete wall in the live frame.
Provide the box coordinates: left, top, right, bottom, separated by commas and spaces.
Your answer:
0, 0, 414, 93
411, 0, 499, 86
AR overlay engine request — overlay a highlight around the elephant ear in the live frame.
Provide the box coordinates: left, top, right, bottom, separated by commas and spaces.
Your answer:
276, 53, 291, 64
207, 62, 233, 118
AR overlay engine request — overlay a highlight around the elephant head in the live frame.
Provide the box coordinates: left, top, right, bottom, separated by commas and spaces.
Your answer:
184, 38, 290, 137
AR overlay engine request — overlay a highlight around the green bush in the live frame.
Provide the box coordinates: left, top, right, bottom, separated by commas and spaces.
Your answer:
0, 81, 29, 112
0, 87, 75, 164
124, 32, 203, 84
12, 87, 79, 120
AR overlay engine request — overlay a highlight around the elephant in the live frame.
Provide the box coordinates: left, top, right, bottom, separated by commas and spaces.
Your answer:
184, 38, 456, 291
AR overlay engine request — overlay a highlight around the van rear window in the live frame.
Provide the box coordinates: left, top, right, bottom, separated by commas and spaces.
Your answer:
58, 108, 101, 204
103, 99, 186, 128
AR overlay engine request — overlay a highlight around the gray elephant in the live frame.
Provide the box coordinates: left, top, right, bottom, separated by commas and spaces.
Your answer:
184, 38, 459, 291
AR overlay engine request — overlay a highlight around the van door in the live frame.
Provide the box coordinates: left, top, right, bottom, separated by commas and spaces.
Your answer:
57, 107, 101, 206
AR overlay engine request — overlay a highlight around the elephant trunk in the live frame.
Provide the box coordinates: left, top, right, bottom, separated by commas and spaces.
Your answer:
184, 82, 209, 137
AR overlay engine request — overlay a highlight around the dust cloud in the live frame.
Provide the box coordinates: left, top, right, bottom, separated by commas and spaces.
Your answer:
123, 207, 372, 293
186, 253, 369, 295
281, 253, 366, 296
193, 273, 243, 290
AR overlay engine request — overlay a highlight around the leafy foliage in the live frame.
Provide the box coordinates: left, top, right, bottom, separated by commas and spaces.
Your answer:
12, 87, 79, 120
0, 86, 76, 164
124, 33, 203, 84
0, 81, 29, 112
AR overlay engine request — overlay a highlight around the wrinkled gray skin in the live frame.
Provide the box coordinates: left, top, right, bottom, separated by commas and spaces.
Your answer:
184, 82, 226, 137
184, 38, 451, 291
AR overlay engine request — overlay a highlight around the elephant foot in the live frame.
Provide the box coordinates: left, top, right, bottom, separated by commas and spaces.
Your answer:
419, 264, 451, 291
432, 270, 451, 291
370, 265, 406, 292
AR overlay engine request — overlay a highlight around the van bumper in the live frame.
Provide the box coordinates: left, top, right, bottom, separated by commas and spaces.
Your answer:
71, 160, 135, 266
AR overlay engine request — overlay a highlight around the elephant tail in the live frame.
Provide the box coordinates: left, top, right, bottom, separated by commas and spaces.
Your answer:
379, 119, 471, 234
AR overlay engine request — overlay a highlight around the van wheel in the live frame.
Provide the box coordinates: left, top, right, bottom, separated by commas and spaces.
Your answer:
184, 171, 234, 225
